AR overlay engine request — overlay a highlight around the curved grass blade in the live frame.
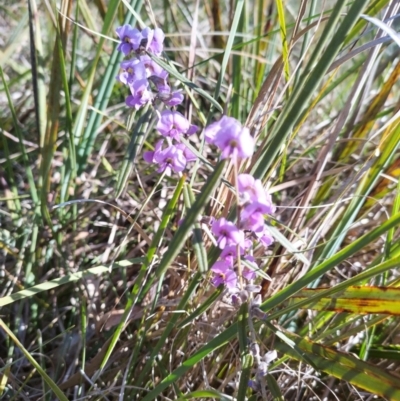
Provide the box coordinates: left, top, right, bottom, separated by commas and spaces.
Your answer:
0, 319, 69, 401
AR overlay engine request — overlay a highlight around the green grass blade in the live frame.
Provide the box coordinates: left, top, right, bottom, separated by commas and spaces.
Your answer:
290, 286, 400, 315
275, 332, 400, 400
0, 319, 69, 401
252, 1, 367, 180
183, 184, 208, 273
77, 0, 143, 171
149, 160, 226, 283
0, 258, 143, 307
275, 0, 289, 83
261, 211, 400, 313
115, 107, 153, 198
73, 0, 119, 164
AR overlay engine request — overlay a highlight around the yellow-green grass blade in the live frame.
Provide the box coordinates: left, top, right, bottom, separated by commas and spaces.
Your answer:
275, 332, 400, 400
29, 0, 46, 149
340, 61, 400, 160
39, 6, 69, 225
237, 303, 252, 401
54, 17, 77, 205
0, 319, 69, 401
290, 286, 400, 315
150, 160, 226, 283
275, 0, 289, 83
385, 168, 400, 258
253, 0, 273, 92
252, 1, 367, 180
344, 0, 389, 45
352, 344, 400, 361
0, 258, 143, 307
176, 389, 233, 400
273, 254, 400, 323
231, 0, 246, 119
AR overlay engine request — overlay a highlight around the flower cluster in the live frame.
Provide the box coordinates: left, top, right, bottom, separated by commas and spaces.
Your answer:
116, 25, 198, 175
205, 116, 254, 160
204, 117, 275, 292
116, 25, 183, 109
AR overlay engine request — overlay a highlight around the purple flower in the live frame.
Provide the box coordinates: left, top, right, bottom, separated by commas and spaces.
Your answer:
176, 143, 196, 162
241, 201, 274, 232
212, 218, 244, 249
204, 115, 235, 144
143, 139, 163, 164
139, 27, 154, 52
243, 255, 257, 281
148, 27, 165, 55
156, 83, 184, 106
220, 244, 245, 266
118, 59, 147, 86
154, 144, 187, 174
125, 79, 152, 109
116, 25, 141, 55
215, 126, 254, 159
157, 110, 198, 141
116, 26, 165, 56
205, 116, 254, 159
144, 141, 195, 174
254, 225, 274, 247
140, 55, 169, 79
211, 261, 237, 289
238, 174, 273, 207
